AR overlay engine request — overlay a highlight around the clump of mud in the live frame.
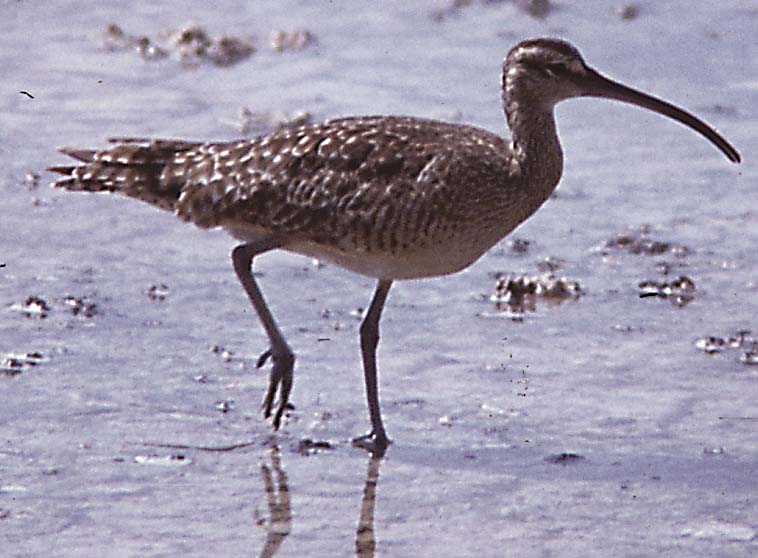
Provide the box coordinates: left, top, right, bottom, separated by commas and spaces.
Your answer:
63, 296, 98, 318
507, 237, 531, 255
269, 30, 316, 52
9, 295, 97, 319
431, 0, 553, 22
695, 330, 758, 365
489, 271, 582, 316
102, 23, 317, 68
638, 276, 696, 307
1, 351, 45, 377
102, 23, 255, 67
10, 295, 51, 318
145, 283, 170, 302
601, 226, 690, 257
172, 26, 255, 67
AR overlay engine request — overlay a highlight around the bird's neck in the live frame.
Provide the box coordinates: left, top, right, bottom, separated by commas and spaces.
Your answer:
508, 109, 563, 189
502, 80, 564, 201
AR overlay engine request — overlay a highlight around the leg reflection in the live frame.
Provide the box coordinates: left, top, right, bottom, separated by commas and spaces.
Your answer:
258, 447, 292, 558
355, 457, 382, 557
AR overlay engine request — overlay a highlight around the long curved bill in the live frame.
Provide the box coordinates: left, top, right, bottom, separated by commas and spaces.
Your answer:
584, 68, 741, 163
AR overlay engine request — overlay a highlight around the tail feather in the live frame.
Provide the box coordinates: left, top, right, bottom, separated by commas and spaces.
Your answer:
107, 136, 153, 144
49, 139, 203, 211
47, 165, 77, 175
58, 148, 97, 163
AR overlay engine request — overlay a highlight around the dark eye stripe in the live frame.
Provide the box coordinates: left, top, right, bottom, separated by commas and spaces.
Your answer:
544, 63, 568, 75
520, 60, 567, 77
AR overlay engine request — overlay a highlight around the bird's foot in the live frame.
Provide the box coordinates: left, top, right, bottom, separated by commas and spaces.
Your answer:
352, 430, 390, 458
257, 347, 295, 430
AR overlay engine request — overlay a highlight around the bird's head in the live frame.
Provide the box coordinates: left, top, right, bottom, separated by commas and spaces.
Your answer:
504, 38, 591, 107
502, 38, 740, 163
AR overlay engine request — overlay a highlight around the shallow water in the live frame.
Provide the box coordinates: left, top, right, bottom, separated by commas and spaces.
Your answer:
2, 1, 757, 557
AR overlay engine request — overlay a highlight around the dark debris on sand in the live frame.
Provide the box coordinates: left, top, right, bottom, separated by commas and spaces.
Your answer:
490, 271, 582, 315
10, 294, 97, 320
695, 330, 758, 365
431, 0, 553, 22
101, 23, 317, 68
638, 276, 696, 307
602, 226, 691, 258
146, 283, 170, 302
1, 351, 45, 377
11, 295, 51, 319
102, 23, 254, 67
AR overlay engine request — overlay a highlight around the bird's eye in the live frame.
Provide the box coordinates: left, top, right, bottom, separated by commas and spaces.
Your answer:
543, 63, 566, 77
520, 60, 565, 79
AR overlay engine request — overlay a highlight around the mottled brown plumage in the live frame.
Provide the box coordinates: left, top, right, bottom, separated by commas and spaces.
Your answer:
49, 38, 739, 456
53, 115, 545, 280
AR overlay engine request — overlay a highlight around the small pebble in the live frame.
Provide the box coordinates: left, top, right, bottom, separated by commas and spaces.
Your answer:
617, 4, 640, 20
270, 29, 315, 52
297, 438, 333, 455
438, 415, 454, 427
545, 452, 585, 465
24, 172, 40, 189
146, 283, 170, 301
216, 399, 234, 413
63, 296, 98, 318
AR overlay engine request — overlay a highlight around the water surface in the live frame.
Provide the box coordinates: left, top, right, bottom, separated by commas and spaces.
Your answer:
1, 2, 756, 557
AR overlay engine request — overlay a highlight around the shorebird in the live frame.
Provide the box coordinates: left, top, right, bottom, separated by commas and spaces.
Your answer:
49, 38, 740, 456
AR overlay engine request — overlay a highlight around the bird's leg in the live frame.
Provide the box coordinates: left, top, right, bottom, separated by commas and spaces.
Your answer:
231, 241, 294, 430
352, 279, 393, 456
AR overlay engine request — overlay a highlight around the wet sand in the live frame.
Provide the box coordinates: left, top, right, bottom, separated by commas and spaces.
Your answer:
2, 2, 756, 556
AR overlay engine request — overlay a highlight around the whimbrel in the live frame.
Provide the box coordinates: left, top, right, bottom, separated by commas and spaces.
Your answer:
49, 38, 740, 455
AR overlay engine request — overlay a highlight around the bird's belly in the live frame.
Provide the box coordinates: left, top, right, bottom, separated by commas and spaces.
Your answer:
284, 238, 490, 280
224, 222, 502, 280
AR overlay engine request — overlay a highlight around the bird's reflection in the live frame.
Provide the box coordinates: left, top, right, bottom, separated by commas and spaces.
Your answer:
355, 457, 381, 557
258, 447, 292, 558
255, 449, 383, 557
